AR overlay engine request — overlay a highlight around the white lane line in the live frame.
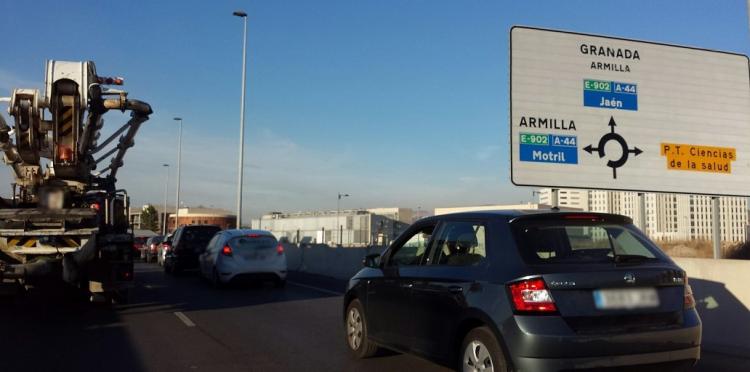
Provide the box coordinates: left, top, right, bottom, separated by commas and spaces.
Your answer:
174, 311, 196, 327
287, 281, 344, 296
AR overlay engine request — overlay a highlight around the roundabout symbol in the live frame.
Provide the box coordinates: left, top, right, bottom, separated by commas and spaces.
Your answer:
583, 116, 642, 179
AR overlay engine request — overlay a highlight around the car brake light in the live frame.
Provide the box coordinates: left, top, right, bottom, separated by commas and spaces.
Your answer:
508, 277, 557, 313
564, 214, 603, 221
276, 244, 284, 255
684, 275, 696, 309
222, 245, 233, 256
248, 233, 261, 238
90, 202, 100, 211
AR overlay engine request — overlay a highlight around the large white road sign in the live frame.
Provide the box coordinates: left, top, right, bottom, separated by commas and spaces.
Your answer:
510, 26, 750, 196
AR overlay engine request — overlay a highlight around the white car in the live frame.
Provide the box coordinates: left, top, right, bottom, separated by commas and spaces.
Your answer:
199, 229, 287, 287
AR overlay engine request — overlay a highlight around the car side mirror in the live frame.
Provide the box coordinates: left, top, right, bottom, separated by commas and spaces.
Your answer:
363, 253, 381, 268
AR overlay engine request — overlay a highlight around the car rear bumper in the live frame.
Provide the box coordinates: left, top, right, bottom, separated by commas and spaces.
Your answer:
221, 270, 287, 284
503, 309, 701, 370
513, 346, 699, 372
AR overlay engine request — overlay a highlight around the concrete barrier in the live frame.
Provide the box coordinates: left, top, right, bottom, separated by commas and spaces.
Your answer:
284, 243, 386, 280
673, 257, 750, 356
284, 245, 750, 357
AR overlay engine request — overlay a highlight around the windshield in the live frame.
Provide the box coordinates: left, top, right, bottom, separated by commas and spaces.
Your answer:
511, 220, 663, 264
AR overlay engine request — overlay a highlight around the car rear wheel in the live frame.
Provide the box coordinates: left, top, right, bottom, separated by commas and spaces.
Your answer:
461, 326, 507, 372
345, 299, 378, 358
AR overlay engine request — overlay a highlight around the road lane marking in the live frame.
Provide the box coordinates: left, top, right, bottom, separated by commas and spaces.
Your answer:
174, 311, 196, 327
287, 281, 343, 296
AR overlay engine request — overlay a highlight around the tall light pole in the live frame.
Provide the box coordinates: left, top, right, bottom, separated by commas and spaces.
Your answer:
173, 117, 183, 232
233, 10, 248, 229
162, 164, 169, 235
337, 193, 349, 245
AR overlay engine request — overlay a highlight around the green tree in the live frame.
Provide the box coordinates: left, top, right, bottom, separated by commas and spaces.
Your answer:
140, 204, 159, 232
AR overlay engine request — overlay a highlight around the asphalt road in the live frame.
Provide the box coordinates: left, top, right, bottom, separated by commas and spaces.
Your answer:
0, 263, 747, 372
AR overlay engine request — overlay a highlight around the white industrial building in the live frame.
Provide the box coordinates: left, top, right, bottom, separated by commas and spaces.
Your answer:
253, 208, 413, 247
539, 188, 749, 242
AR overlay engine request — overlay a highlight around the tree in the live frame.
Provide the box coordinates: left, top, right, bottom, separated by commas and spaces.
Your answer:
140, 204, 159, 232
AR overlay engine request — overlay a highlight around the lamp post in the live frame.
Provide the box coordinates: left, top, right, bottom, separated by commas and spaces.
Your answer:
173, 117, 183, 231
162, 164, 169, 235
233, 10, 248, 229
337, 193, 349, 245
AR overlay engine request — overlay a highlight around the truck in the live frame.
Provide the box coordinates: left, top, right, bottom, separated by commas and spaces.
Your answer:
0, 60, 152, 302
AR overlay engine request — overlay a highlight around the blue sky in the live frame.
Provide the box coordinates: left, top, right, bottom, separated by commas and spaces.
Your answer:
0, 0, 748, 218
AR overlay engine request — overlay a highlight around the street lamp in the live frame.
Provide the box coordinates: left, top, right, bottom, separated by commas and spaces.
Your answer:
337, 193, 350, 245
173, 117, 183, 230
162, 164, 169, 235
233, 10, 248, 229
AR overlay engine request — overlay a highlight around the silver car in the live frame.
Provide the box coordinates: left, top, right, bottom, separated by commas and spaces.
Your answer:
199, 229, 287, 287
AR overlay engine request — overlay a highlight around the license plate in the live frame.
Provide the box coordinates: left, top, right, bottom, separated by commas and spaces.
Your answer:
593, 288, 659, 310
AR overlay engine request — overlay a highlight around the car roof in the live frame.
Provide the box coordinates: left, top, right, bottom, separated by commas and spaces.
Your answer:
418, 209, 632, 224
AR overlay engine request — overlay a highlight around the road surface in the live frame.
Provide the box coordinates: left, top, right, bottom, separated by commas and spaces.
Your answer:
0, 263, 746, 372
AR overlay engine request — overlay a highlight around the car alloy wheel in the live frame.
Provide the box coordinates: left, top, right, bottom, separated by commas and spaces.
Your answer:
347, 307, 363, 351
463, 340, 494, 372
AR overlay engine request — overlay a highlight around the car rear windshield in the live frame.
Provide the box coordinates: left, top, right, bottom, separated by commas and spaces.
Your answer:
510, 218, 664, 264
180, 227, 221, 248
147, 236, 163, 245
229, 235, 277, 250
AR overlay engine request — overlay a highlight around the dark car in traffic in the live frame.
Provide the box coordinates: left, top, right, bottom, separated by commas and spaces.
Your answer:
344, 210, 701, 371
164, 225, 222, 274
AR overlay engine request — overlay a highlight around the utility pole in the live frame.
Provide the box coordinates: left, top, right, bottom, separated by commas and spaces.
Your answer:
173, 117, 183, 231
233, 10, 249, 229
162, 164, 169, 235
337, 193, 349, 245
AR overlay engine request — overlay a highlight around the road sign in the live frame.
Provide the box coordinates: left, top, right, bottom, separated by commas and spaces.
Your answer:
510, 26, 750, 196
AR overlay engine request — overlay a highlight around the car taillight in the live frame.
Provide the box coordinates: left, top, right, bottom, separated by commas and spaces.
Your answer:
508, 277, 557, 313
276, 244, 284, 255
684, 275, 696, 309
90, 202, 100, 211
221, 245, 233, 256
163, 244, 171, 252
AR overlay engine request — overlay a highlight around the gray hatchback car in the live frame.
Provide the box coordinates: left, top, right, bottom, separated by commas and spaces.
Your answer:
344, 211, 701, 371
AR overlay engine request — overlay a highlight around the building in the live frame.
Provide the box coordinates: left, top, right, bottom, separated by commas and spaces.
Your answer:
434, 202, 580, 216
538, 189, 589, 211
253, 208, 413, 247
129, 205, 173, 233
167, 207, 236, 231
539, 188, 749, 242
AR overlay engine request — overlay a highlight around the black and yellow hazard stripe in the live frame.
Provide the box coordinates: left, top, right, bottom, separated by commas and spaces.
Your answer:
62, 237, 80, 247
5, 236, 80, 248
59, 105, 74, 137
6, 237, 37, 247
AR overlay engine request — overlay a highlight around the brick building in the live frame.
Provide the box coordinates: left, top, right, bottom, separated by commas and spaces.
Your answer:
167, 207, 236, 232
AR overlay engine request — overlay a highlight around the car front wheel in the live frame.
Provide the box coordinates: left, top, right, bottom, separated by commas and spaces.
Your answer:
461, 326, 507, 372
345, 299, 378, 358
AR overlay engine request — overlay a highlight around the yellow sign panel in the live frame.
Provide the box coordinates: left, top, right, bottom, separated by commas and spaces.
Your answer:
660, 143, 736, 174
